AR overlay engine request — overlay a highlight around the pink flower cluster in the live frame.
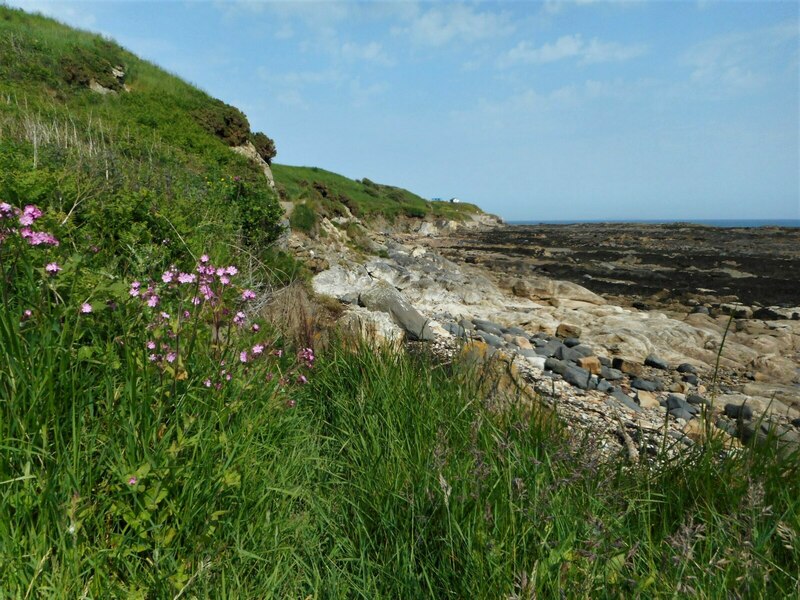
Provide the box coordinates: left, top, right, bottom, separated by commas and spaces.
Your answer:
0, 202, 59, 246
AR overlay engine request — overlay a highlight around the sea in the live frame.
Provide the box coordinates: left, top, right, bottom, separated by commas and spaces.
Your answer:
509, 219, 800, 228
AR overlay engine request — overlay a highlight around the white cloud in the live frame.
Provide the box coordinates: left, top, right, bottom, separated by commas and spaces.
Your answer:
397, 4, 515, 47
499, 34, 646, 67
340, 41, 393, 66
685, 21, 798, 90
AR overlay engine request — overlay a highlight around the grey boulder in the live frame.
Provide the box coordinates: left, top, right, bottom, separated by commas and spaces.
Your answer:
359, 281, 435, 341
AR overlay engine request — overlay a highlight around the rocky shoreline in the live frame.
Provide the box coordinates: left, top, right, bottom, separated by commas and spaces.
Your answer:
291, 214, 800, 460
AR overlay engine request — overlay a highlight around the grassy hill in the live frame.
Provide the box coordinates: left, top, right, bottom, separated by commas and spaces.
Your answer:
273, 163, 483, 223
0, 5, 282, 272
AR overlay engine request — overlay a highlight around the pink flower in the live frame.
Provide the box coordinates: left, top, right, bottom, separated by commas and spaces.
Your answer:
203, 379, 212, 387
252, 344, 264, 355
241, 289, 256, 301
45, 262, 61, 274
199, 285, 214, 300
22, 309, 33, 320
129, 287, 140, 297
225, 266, 238, 276
178, 272, 195, 284
219, 275, 230, 285
160, 311, 170, 320
147, 295, 159, 308
191, 296, 201, 305
233, 311, 246, 326
20, 228, 59, 246
162, 271, 174, 283
166, 352, 177, 363
18, 205, 42, 226
146, 340, 156, 350
80, 303, 92, 314
297, 375, 308, 385
239, 351, 248, 363
149, 353, 158, 362
128, 477, 138, 486
183, 310, 190, 318
200, 254, 210, 264
251, 323, 260, 332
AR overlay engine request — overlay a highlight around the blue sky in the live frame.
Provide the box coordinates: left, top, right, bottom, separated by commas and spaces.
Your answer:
8, 0, 800, 220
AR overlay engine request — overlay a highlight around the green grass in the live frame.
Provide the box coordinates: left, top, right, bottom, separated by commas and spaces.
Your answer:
273, 164, 483, 223
1, 219, 798, 597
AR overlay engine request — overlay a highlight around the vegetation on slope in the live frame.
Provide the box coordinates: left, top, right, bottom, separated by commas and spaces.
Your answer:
0, 5, 282, 272
274, 164, 483, 226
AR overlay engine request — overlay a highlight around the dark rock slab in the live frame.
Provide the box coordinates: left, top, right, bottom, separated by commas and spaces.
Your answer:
645, 354, 669, 370
631, 378, 660, 392
474, 319, 504, 336
600, 366, 624, 381
563, 337, 581, 348
724, 403, 753, 420
677, 363, 698, 374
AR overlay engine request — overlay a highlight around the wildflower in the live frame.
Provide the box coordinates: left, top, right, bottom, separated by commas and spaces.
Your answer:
241, 289, 256, 301
225, 266, 238, 276
203, 379, 212, 387
129, 287, 140, 297
21, 309, 32, 320
239, 351, 248, 363
162, 270, 174, 283
160, 311, 170, 320
191, 296, 201, 305
297, 375, 308, 385
299, 347, 315, 366
147, 295, 159, 308
18, 205, 42, 226
183, 310, 190, 318
80, 303, 92, 314
286, 399, 296, 408
0, 202, 13, 217
274, 349, 283, 358
178, 272, 196, 284
146, 340, 156, 350
128, 477, 138, 486
219, 275, 230, 285
251, 323, 260, 332
233, 311, 246, 325
166, 352, 177, 363
149, 353, 158, 362
199, 285, 214, 300
20, 228, 59, 246
200, 254, 210, 264
252, 344, 264, 355
45, 262, 61, 274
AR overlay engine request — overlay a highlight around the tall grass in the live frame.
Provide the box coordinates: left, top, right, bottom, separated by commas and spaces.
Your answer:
2, 205, 798, 597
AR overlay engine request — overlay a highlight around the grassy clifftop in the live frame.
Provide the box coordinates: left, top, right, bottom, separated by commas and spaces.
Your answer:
274, 164, 484, 224
0, 5, 282, 270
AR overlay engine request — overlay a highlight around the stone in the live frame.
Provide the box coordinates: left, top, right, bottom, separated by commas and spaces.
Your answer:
474, 319, 504, 336
596, 380, 614, 393
563, 366, 592, 390
631, 378, 660, 392
517, 348, 539, 358
687, 394, 711, 407
511, 279, 531, 298
359, 280, 435, 341
513, 336, 533, 350
570, 345, 594, 358
338, 307, 404, 350
576, 356, 602, 375
636, 390, 661, 409
692, 305, 710, 315
610, 390, 644, 413
739, 420, 800, 451
677, 363, 698, 374
563, 337, 581, 348
537, 339, 565, 358
792, 418, 800, 428
666, 394, 699, 415
554, 345, 582, 362
477, 331, 504, 348
600, 366, 624, 381
612, 357, 643, 377
459, 319, 475, 331
668, 382, 691, 394
724, 403, 753, 420
669, 408, 695, 421
598, 356, 611, 367
506, 326, 529, 337
682, 374, 699, 385
544, 357, 569, 376
526, 356, 547, 370
644, 354, 669, 370
444, 322, 468, 338
556, 323, 582, 339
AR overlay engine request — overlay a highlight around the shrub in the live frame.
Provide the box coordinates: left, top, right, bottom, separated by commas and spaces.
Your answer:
290, 202, 317, 233
250, 131, 277, 164
193, 100, 250, 147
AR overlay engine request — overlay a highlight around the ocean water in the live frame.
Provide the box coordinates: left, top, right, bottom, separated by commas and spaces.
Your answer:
509, 219, 800, 228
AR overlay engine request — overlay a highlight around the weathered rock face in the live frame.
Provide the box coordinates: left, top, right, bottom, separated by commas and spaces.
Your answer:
359, 280, 435, 341
338, 306, 404, 350
231, 140, 275, 188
